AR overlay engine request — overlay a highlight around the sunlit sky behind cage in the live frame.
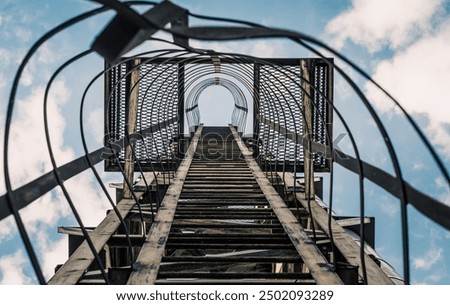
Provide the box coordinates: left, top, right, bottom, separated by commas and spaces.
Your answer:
0, 0, 450, 284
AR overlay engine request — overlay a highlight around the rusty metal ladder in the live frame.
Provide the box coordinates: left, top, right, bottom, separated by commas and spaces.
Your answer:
127, 125, 342, 285
158, 126, 309, 284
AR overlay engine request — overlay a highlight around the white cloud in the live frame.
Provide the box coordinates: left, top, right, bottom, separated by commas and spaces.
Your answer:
0, 250, 32, 284
37, 233, 67, 280
0, 74, 6, 89
13, 26, 33, 44
88, 107, 104, 142
413, 247, 444, 270
412, 161, 425, 171
2, 167, 114, 280
19, 191, 71, 235
424, 273, 444, 283
435, 176, 450, 205
0, 2, 122, 284
194, 39, 288, 58
326, 0, 445, 52
0, 48, 14, 89
37, 44, 55, 64
327, 1, 450, 159
21, 65, 34, 87
0, 79, 113, 232
436, 176, 449, 189
365, 20, 450, 122
7, 81, 72, 187
64, 171, 111, 226
379, 196, 398, 218
0, 13, 12, 40
365, 20, 450, 157
0, 48, 13, 63
0, 77, 113, 282
0, 216, 15, 241
413, 272, 444, 284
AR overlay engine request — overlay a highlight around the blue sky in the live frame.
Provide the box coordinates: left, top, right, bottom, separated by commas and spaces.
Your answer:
0, 0, 449, 285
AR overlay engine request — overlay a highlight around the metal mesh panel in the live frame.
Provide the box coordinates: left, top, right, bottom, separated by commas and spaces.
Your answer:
104, 57, 331, 172
257, 60, 332, 171
105, 62, 179, 171
312, 63, 330, 168
259, 64, 303, 163
106, 63, 127, 155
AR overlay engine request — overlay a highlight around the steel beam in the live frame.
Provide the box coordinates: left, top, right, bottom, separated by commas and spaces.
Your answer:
280, 173, 394, 285
229, 125, 342, 285
123, 58, 140, 198
300, 59, 315, 197
127, 125, 204, 284
47, 173, 157, 285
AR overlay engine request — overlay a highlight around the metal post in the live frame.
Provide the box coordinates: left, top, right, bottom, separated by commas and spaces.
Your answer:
300, 59, 315, 199
253, 63, 261, 159
178, 62, 185, 159
123, 58, 141, 199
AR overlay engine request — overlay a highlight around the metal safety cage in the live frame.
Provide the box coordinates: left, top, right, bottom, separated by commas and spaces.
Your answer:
255, 58, 333, 172
104, 56, 333, 172
104, 59, 183, 171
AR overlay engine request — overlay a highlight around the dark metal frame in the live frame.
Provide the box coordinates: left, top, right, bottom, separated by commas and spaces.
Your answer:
104, 56, 333, 172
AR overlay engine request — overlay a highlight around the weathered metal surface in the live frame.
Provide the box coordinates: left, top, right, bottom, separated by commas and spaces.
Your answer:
123, 58, 140, 198
47, 174, 157, 285
229, 125, 342, 285
281, 173, 394, 285
127, 125, 203, 285
162, 256, 302, 263
67, 125, 390, 285
300, 59, 315, 198
125, 126, 325, 284
157, 272, 311, 279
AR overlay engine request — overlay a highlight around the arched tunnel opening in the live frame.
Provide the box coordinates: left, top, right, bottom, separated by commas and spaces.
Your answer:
197, 85, 235, 128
